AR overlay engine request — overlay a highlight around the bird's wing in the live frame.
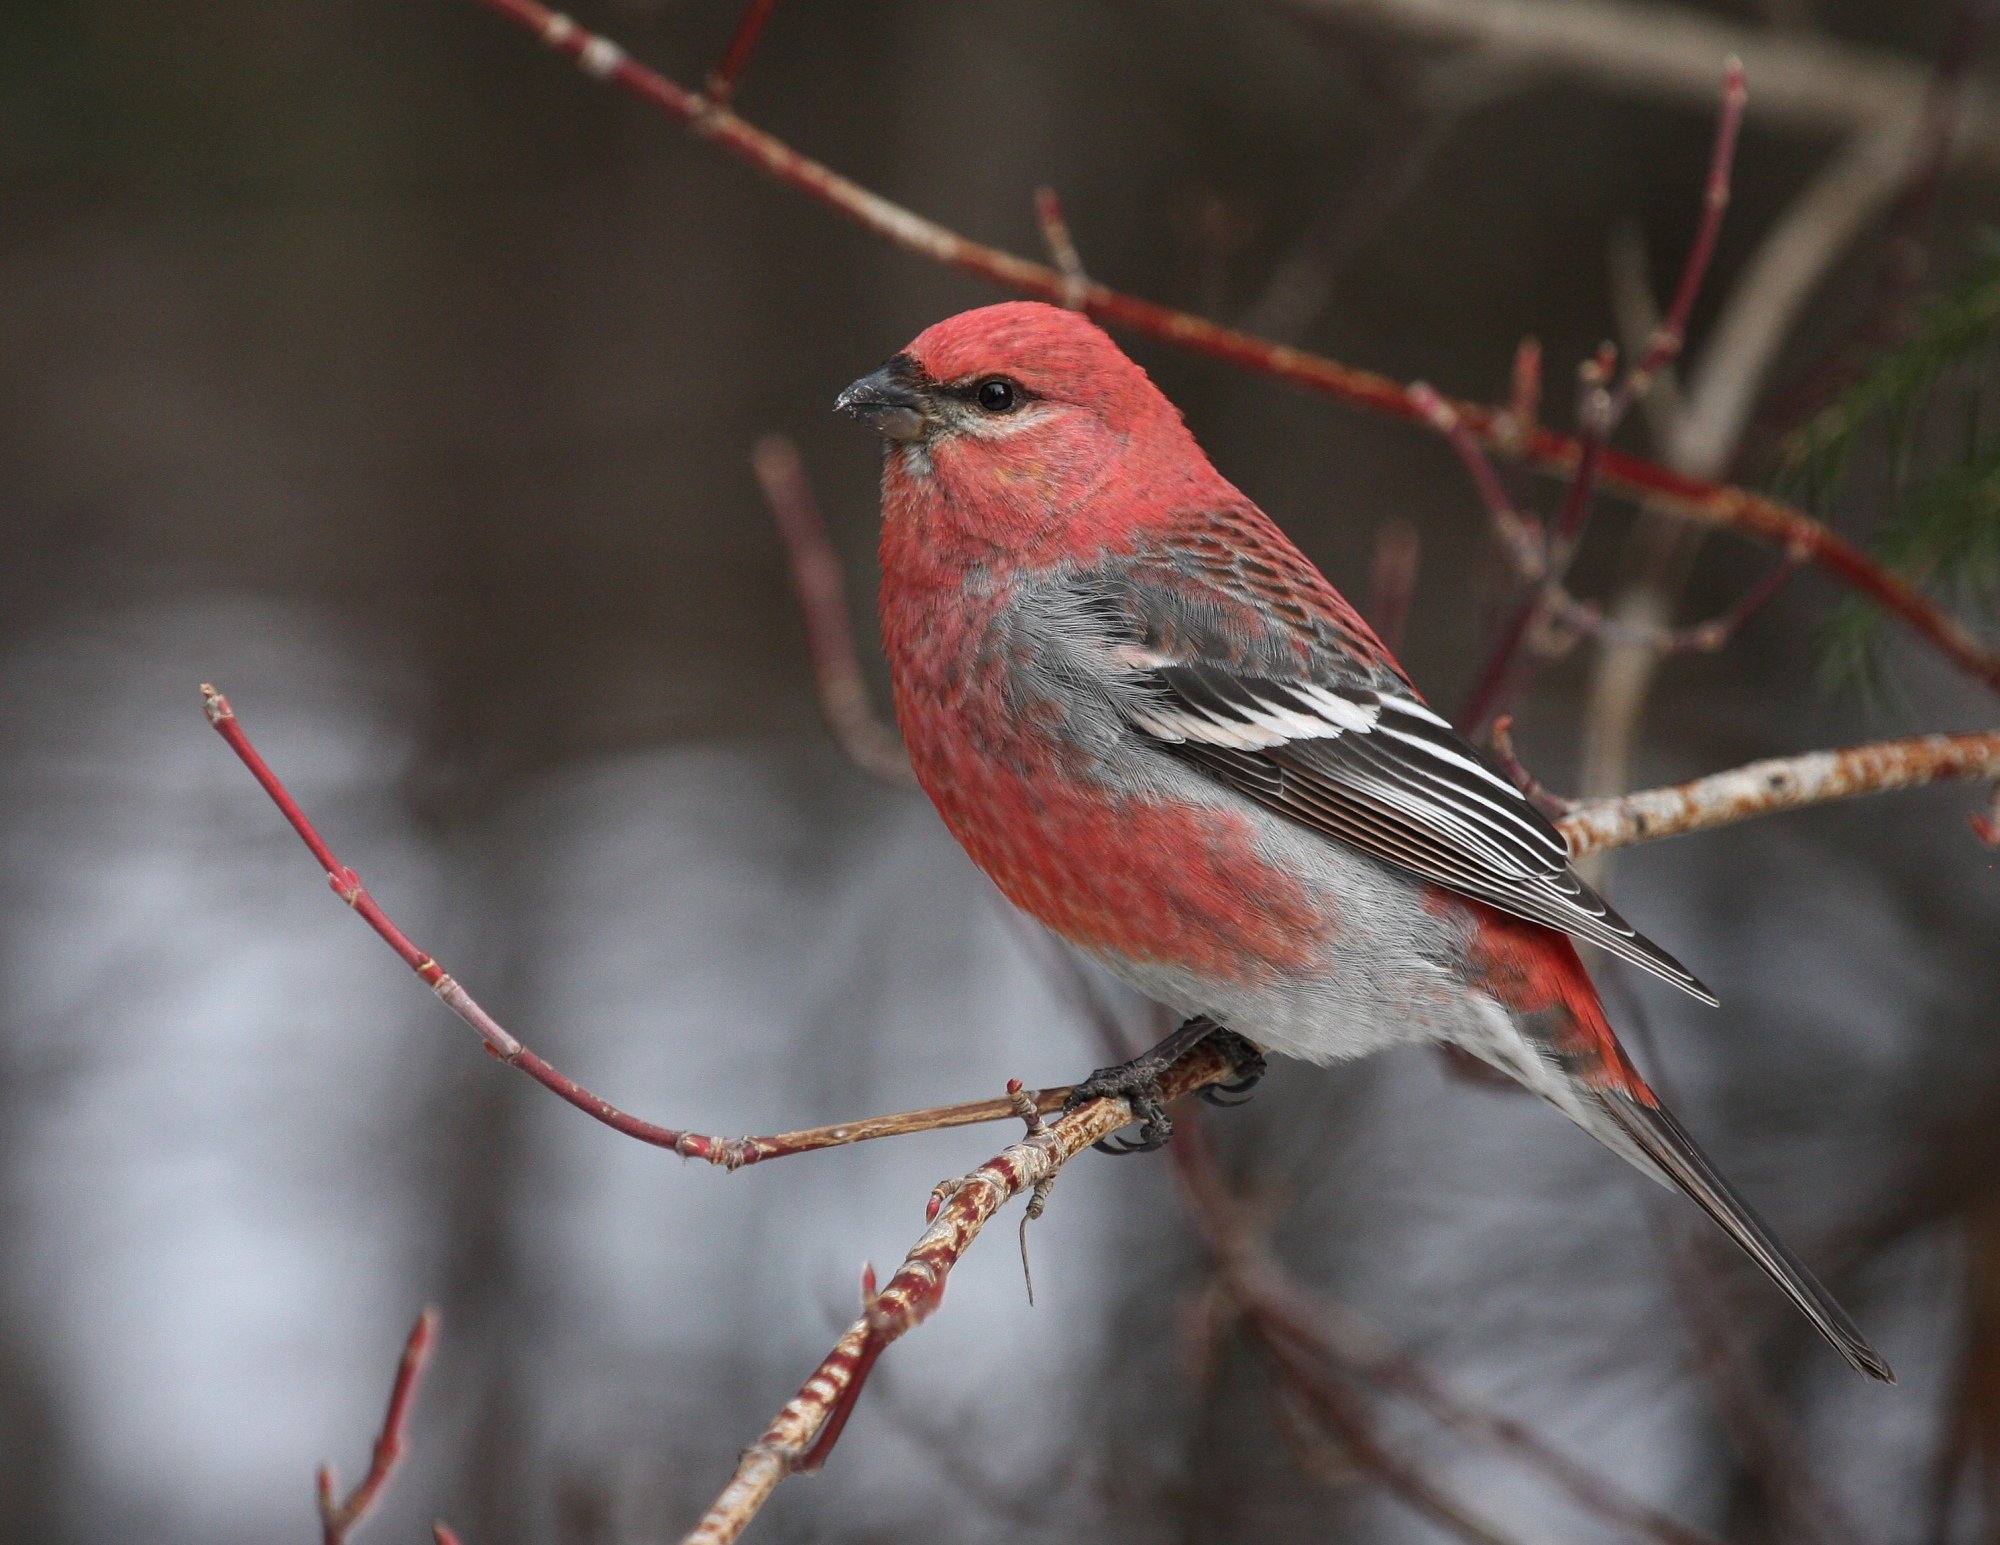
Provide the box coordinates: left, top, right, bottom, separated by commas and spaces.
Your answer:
1075, 531, 1716, 1004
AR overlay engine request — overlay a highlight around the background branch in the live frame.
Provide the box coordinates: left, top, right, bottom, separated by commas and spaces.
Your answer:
318, 1310, 439, 1545
1271, 0, 2000, 162
677, 1046, 1243, 1545
470, 0, 2000, 696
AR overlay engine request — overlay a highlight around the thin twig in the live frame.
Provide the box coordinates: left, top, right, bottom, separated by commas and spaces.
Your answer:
750, 436, 911, 784
1410, 382, 1542, 576
1454, 64, 1745, 734
1547, 554, 1802, 655
466, 0, 2000, 696
1168, 1118, 1728, 1545
1488, 715, 1573, 818
1455, 355, 1612, 734
318, 1309, 438, 1545
1497, 335, 1543, 452
704, 0, 781, 105
1615, 59, 1748, 414
204, 683, 1088, 1163
676, 1044, 1243, 1545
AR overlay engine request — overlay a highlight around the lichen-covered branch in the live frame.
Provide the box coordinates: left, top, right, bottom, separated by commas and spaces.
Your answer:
1558, 730, 2000, 857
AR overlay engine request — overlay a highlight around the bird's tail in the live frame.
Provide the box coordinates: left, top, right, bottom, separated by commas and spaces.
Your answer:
1593, 1087, 1894, 1383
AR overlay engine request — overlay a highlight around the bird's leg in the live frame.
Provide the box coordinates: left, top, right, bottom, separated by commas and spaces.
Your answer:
1064, 1016, 1267, 1155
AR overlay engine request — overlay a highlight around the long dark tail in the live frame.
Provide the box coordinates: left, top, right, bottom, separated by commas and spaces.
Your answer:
1597, 1089, 1894, 1383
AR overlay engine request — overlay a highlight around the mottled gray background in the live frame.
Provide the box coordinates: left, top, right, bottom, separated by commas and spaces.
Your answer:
4, 2, 1998, 1541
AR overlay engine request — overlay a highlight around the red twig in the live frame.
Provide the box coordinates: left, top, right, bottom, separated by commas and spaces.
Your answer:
1452, 63, 1747, 734
433, 1528, 465, 1545
204, 683, 1080, 1162
1498, 335, 1542, 451
318, 1309, 438, 1545
704, 0, 781, 105
1616, 58, 1748, 414
464, 0, 2000, 696
1410, 382, 1540, 573
750, 436, 912, 785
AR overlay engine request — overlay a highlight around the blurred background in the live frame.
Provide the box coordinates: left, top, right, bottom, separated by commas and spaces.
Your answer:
4, 1, 1999, 1540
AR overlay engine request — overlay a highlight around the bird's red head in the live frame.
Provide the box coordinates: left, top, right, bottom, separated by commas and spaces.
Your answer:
837, 302, 1229, 566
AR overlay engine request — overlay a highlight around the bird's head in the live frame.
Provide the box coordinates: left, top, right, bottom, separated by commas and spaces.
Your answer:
837, 303, 1219, 555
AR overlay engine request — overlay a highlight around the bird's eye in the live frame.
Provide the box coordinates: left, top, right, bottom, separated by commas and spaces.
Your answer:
974, 377, 1020, 414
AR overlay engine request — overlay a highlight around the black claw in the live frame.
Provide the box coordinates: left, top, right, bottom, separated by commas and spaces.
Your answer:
1198, 1031, 1267, 1105
1063, 1016, 1268, 1157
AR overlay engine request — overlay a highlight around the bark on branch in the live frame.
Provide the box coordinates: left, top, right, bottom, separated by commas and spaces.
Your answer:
677, 1049, 1242, 1545
1559, 730, 2000, 856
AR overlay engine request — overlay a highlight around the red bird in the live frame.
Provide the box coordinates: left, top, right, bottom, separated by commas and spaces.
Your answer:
837, 301, 1890, 1382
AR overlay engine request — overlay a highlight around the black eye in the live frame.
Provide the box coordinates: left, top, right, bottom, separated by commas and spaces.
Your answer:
974, 377, 1019, 414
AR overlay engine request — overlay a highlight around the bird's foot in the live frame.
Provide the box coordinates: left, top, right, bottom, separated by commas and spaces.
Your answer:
1197, 1029, 1268, 1107
1063, 1018, 1266, 1155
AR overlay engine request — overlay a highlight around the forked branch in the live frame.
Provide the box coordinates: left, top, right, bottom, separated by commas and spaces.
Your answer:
678, 1046, 1243, 1545
318, 1310, 439, 1545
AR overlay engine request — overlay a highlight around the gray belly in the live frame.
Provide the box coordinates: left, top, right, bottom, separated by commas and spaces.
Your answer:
1075, 753, 1490, 1065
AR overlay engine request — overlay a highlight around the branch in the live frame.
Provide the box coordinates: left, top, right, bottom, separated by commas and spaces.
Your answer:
1456, 63, 1746, 734
703, 0, 781, 105
1270, 0, 2000, 164
466, 0, 2000, 696
1168, 1118, 1729, 1545
1544, 553, 1802, 656
750, 437, 911, 784
318, 1309, 438, 1545
676, 1046, 1242, 1545
1557, 729, 2000, 858
203, 683, 1081, 1162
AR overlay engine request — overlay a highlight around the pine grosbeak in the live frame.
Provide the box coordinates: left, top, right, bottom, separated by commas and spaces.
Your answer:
837, 301, 1889, 1382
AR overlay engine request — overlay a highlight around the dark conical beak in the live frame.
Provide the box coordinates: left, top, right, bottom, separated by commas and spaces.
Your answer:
835, 354, 929, 442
